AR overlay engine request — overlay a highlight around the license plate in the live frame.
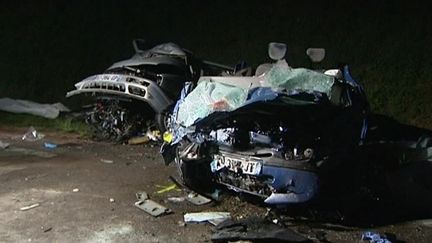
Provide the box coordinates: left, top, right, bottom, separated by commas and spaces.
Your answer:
86, 74, 122, 82
213, 154, 262, 175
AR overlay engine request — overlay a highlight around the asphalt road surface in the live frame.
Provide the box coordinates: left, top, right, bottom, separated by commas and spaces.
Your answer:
0, 127, 431, 242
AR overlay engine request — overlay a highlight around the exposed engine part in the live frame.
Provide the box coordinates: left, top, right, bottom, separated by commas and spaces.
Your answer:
210, 125, 317, 163
85, 98, 149, 142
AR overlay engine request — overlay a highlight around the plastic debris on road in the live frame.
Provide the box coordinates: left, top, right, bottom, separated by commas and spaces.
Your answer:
155, 183, 179, 194
22, 127, 45, 141
0, 140, 10, 149
43, 142, 57, 149
136, 191, 149, 201
211, 216, 311, 242
186, 193, 212, 205
134, 191, 171, 217
163, 131, 173, 143
100, 159, 114, 164
167, 197, 185, 203
361, 231, 392, 243
20, 203, 40, 211
146, 129, 161, 141
42, 227, 52, 233
134, 200, 171, 217
184, 212, 231, 226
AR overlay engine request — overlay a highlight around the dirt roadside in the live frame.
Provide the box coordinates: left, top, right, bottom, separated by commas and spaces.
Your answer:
0, 127, 431, 243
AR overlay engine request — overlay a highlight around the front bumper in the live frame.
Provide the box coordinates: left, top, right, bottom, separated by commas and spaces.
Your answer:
66, 73, 172, 113
211, 149, 319, 204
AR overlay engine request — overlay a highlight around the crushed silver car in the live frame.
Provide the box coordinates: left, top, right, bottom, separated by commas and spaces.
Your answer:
66, 40, 233, 141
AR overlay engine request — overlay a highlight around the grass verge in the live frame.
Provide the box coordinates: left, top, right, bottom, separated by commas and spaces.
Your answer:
0, 111, 90, 137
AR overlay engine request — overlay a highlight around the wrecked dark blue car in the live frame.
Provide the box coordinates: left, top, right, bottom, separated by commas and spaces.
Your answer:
161, 50, 370, 205
161, 45, 432, 207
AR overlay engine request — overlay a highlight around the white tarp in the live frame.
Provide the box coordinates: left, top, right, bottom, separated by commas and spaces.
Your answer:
0, 97, 70, 119
176, 61, 335, 127
176, 80, 248, 127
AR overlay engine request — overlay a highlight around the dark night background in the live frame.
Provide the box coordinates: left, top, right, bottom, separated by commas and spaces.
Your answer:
0, 1, 431, 128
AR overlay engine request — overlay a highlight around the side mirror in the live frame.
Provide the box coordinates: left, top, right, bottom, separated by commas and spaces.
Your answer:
306, 48, 326, 63
268, 42, 287, 61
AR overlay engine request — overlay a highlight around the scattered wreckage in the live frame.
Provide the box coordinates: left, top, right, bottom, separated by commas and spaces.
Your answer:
66, 40, 233, 141
67, 39, 432, 209
161, 43, 432, 208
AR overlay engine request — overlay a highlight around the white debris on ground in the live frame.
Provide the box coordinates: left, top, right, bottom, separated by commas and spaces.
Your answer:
0, 140, 10, 149
20, 203, 40, 211
0, 97, 70, 119
100, 159, 114, 164
184, 212, 231, 226
22, 127, 45, 141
